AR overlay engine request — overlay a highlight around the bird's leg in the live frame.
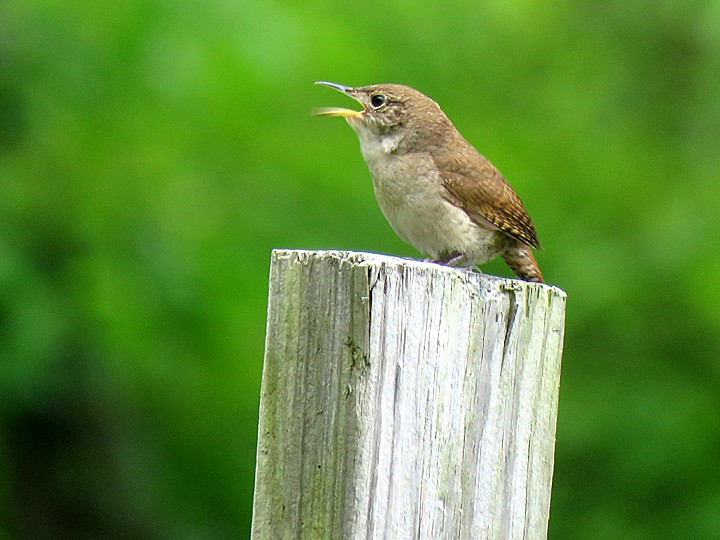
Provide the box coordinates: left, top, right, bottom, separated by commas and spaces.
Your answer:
431, 252, 481, 273
441, 253, 467, 266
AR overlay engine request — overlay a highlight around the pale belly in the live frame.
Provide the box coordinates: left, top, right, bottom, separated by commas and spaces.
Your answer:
364, 151, 504, 266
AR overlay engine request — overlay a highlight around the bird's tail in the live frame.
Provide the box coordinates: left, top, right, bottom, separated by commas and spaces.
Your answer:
502, 242, 544, 283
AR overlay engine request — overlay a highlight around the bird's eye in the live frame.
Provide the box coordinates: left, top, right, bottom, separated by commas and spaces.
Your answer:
370, 94, 387, 109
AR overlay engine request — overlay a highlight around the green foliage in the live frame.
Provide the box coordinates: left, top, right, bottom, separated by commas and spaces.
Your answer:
1, 0, 719, 537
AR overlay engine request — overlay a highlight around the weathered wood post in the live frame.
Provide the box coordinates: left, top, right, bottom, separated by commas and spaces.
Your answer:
252, 249, 566, 540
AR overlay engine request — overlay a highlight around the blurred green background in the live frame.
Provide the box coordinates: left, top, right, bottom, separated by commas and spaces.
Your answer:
1, 0, 719, 538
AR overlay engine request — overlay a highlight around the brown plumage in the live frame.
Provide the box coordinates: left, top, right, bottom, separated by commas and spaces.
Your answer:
315, 81, 545, 283
437, 149, 541, 250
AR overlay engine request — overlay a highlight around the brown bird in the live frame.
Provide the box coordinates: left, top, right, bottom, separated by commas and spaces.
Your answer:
314, 81, 544, 283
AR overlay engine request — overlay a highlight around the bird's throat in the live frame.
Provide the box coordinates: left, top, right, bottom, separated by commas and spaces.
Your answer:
352, 126, 402, 161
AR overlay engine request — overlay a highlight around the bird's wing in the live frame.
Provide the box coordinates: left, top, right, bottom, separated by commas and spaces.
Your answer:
434, 148, 541, 249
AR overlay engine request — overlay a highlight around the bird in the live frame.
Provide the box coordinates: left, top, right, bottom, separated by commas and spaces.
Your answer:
314, 81, 544, 283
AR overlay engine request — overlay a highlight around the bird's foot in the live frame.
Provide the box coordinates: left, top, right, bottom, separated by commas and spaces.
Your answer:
430, 253, 481, 274
438, 252, 471, 267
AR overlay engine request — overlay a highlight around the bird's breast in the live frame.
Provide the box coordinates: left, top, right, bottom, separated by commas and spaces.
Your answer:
358, 148, 497, 262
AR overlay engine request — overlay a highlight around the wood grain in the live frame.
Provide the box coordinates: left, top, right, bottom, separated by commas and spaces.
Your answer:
252, 250, 566, 540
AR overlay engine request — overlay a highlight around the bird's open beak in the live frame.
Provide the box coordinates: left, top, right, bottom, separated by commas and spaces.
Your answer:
312, 107, 362, 118
313, 81, 363, 118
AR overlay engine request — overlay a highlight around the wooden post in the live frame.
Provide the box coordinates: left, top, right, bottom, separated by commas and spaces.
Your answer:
252, 249, 566, 540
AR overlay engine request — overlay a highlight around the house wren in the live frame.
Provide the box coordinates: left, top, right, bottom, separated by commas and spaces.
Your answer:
314, 81, 544, 283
